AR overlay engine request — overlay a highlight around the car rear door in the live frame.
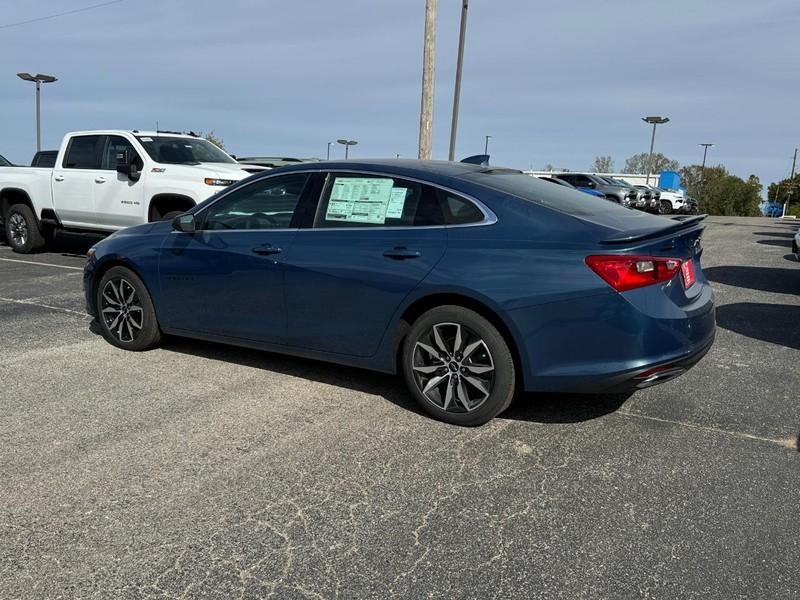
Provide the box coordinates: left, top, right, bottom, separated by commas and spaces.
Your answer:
282, 171, 447, 357
52, 134, 104, 227
92, 135, 146, 228
157, 172, 316, 343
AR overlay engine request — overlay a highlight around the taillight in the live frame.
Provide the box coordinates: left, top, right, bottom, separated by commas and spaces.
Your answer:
586, 255, 683, 292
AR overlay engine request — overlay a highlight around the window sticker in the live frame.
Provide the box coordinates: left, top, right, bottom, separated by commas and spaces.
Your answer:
326, 177, 395, 224
386, 187, 408, 219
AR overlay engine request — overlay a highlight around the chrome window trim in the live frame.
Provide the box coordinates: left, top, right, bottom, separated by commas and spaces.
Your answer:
193, 168, 497, 232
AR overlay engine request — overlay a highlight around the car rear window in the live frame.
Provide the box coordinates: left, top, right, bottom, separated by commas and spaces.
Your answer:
462, 171, 625, 217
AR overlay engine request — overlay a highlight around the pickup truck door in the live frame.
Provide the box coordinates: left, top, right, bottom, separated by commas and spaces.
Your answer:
92, 135, 145, 229
52, 134, 105, 227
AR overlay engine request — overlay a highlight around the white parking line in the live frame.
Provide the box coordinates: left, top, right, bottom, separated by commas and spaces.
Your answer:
0, 257, 83, 271
0, 296, 89, 318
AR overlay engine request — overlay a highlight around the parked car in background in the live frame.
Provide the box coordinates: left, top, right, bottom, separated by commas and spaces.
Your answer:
85, 159, 715, 426
538, 176, 606, 198
656, 188, 690, 215
553, 173, 636, 206
0, 130, 253, 253
237, 156, 320, 169
30, 150, 58, 168
0, 153, 13, 167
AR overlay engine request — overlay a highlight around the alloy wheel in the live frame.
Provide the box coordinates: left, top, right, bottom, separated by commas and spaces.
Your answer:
8, 213, 28, 248
100, 278, 144, 343
411, 322, 495, 413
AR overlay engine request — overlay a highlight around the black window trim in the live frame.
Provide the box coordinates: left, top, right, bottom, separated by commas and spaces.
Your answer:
188, 169, 497, 233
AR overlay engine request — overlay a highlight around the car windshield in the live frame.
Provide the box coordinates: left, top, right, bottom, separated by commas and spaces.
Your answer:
463, 171, 627, 217
135, 136, 236, 165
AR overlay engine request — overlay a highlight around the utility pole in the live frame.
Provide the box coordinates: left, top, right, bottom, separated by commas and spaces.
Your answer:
447, 0, 468, 161
418, 0, 437, 159
698, 143, 714, 208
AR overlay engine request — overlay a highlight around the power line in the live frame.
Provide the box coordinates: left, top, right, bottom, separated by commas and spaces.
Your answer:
0, 0, 126, 30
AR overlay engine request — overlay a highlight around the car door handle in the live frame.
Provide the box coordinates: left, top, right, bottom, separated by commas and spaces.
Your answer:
383, 247, 421, 260
95, 177, 107, 183
54, 175, 64, 182
252, 245, 283, 256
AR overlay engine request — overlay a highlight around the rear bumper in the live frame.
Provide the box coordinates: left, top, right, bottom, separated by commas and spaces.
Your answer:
507, 281, 716, 394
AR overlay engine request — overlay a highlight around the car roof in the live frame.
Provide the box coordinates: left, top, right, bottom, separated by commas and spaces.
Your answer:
270, 158, 493, 179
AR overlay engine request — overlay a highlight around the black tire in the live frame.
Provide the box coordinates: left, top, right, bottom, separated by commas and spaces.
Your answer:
96, 266, 161, 351
659, 200, 673, 215
4, 203, 45, 253
402, 305, 516, 426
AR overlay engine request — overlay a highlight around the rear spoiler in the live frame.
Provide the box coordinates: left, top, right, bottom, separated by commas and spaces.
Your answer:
601, 214, 707, 245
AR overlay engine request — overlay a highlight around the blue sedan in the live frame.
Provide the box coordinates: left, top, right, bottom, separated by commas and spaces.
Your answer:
84, 160, 715, 425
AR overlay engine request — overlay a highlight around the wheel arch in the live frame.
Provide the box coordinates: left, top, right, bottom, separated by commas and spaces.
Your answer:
1, 188, 38, 222
89, 256, 157, 318
148, 194, 196, 222
393, 291, 526, 388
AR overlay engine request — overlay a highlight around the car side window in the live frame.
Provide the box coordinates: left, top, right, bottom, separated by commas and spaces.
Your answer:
101, 136, 142, 170
62, 135, 104, 169
314, 173, 443, 228
439, 191, 485, 225
574, 175, 592, 186
201, 174, 310, 231
557, 174, 575, 185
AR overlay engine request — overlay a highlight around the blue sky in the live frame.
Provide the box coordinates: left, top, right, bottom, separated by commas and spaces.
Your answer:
2, 0, 798, 187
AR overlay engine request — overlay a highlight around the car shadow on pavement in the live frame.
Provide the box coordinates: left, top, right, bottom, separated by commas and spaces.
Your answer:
715, 303, 800, 350
757, 238, 793, 248
704, 266, 800, 295
133, 334, 633, 425
783, 254, 799, 263
752, 231, 796, 238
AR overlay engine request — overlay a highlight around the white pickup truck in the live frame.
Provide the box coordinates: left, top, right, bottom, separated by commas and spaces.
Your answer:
0, 130, 258, 253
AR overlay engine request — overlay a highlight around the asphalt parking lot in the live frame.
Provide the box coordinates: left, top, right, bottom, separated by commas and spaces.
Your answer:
1, 217, 798, 599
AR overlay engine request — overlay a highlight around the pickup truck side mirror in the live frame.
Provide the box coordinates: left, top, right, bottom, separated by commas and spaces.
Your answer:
585, 181, 596, 188
172, 213, 196, 233
116, 151, 141, 182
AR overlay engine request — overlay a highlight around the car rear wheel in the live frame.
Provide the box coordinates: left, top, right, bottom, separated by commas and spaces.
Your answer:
4, 203, 45, 253
659, 200, 673, 215
402, 305, 516, 426
96, 266, 161, 351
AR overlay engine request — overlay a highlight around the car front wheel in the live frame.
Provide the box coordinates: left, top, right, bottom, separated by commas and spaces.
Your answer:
659, 200, 673, 215
96, 266, 161, 351
402, 305, 516, 426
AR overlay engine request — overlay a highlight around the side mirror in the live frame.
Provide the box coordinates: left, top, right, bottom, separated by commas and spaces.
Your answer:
116, 151, 141, 182
586, 181, 596, 188
172, 213, 196, 233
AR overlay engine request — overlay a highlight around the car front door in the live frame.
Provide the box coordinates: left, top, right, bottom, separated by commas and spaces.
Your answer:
282, 172, 447, 357
52, 134, 104, 227
92, 135, 146, 229
157, 172, 315, 343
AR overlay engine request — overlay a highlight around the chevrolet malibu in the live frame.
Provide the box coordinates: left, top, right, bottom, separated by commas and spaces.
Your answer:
84, 160, 715, 426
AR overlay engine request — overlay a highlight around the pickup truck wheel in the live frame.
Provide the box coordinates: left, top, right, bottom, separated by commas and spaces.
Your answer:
4, 204, 45, 253
659, 200, 673, 215
96, 266, 161, 351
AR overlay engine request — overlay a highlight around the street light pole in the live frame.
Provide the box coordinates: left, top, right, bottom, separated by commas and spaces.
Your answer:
484, 135, 491, 155
337, 139, 357, 159
447, 0, 469, 161
17, 72, 58, 152
641, 116, 669, 186
698, 143, 714, 207
327, 142, 331, 160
